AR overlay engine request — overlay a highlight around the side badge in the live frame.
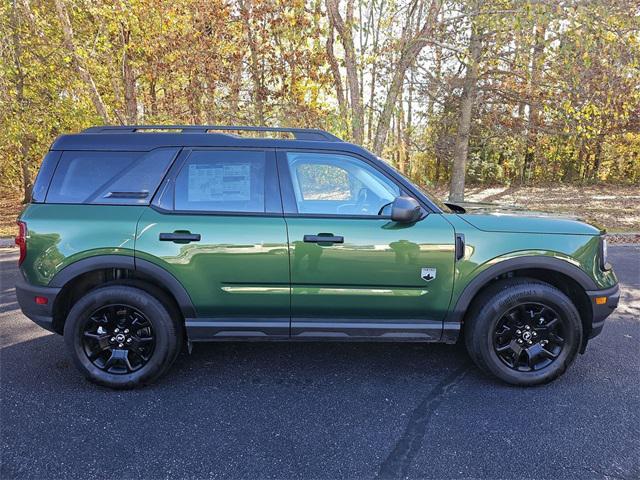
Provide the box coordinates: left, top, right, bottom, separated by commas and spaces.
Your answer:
421, 267, 437, 282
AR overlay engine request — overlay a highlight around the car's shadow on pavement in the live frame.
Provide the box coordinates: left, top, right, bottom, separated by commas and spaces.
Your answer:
1, 330, 484, 392
168, 339, 478, 387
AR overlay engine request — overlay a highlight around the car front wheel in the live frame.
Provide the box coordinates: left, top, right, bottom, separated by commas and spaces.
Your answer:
465, 278, 583, 386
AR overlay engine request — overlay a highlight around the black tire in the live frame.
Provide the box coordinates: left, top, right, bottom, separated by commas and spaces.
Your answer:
64, 285, 181, 389
102, 279, 185, 368
464, 278, 582, 386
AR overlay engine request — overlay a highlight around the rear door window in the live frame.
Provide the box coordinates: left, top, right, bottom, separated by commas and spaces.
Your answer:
173, 150, 268, 213
46, 148, 178, 204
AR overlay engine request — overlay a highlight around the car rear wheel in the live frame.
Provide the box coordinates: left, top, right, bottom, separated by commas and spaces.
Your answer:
64, 285, 181, 388
465, 278, 582, 386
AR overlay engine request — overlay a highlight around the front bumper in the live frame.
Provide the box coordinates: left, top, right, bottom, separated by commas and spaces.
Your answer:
585, 284, 620, 339
15, 279, 61, 333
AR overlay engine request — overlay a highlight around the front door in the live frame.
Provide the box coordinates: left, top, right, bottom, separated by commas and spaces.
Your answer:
136, 148, 290, 339
277, 150, 456, 340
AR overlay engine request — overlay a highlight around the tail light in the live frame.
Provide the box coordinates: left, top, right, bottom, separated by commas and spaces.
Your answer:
15, 221, 26, 266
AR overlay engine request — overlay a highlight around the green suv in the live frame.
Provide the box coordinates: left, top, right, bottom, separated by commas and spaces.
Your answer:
16, 125, 619, 388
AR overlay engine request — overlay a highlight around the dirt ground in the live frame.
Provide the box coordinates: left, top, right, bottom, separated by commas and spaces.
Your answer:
0, 189, 24, 238
1, 184, 638, 238
432, 184, 640, 233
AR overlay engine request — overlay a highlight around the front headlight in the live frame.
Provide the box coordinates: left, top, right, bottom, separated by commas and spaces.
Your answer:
599, 236, 610, 271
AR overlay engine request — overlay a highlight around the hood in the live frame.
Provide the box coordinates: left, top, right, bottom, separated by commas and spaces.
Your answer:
450, 202, 602, 235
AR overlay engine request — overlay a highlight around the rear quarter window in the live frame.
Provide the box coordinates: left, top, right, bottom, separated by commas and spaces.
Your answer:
31, 151, 61, 203
46, 148, 179, 205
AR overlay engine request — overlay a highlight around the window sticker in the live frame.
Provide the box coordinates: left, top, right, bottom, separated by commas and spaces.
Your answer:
187, 163, 251, 202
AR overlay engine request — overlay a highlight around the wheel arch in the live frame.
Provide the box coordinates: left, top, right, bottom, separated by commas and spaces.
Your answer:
448, 256, 596, 350
49, 255, 196, 333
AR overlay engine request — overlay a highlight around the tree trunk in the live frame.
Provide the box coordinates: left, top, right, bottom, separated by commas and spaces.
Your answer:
149, 77, 158, 118
108, 69, 125, 124
326, 0, 364, 144
54, 0, 110, 123
405, 66, 414, 177
121, 26, 138, 124
10, 0, 34, 202
20, 135, 35, 202
240, 0, 265, 125
326, 18, 348, 125
592, 136, 603, 181
578, 143, 586, 183
428, 10, 443, 121
397, 92, 405, 173
449, 22, 482, 203
521, 23, 545, 184
372, 0, 441, 155
366, 3, 381, 145
229, 56, 243, 123
187, 75, 203, 124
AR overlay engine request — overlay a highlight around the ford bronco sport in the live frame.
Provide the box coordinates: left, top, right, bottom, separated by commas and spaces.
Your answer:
16, 125, 619, 388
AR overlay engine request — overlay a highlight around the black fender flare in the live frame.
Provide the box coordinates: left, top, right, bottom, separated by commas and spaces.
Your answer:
49, 254, 196, 318
446, 255, 597, 327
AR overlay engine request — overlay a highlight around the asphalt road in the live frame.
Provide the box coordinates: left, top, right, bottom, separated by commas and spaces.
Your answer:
1, 246, 639, 480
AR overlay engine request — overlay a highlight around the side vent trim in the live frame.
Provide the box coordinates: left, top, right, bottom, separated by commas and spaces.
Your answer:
455, 234, 465, 261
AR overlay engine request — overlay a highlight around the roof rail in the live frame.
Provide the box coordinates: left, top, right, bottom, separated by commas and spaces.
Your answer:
82, 125, 342, 142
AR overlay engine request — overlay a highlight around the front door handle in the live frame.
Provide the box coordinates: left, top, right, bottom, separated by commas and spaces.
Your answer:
303, 234, 344, 244
159, 232, 201, 243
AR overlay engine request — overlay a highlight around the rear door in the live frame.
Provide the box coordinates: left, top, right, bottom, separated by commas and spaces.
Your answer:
135, 148, 291, 339
277, 149, 456, 340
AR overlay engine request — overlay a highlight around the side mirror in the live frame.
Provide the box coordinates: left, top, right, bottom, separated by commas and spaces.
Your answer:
391, 196, 422, 223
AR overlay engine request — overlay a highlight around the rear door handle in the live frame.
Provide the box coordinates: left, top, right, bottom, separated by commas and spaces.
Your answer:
303, 234, 344, 244
159, 232, 201, 243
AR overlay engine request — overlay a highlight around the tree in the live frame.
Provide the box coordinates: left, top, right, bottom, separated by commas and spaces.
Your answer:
449, 1, 482, 202
8, 0, 34, 201
54, 0, 110, 123
372, 0, 442, 155
1, 0, 638, 205
326, 0, 365, 144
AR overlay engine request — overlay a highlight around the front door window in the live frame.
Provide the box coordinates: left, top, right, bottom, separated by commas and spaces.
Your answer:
285, 152, 400, 216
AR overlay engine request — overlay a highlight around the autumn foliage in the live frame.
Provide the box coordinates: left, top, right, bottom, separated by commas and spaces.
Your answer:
1, 0, 638, 203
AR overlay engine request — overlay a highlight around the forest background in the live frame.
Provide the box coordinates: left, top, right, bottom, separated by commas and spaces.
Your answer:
1, 0, 639, 236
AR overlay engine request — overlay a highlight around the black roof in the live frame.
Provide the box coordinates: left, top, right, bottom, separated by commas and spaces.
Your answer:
51, 125, 368, 153
47, 125, 444, 213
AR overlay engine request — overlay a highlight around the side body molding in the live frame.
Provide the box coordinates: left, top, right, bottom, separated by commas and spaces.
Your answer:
49, 254, 196, 318
446, 255, 598, 328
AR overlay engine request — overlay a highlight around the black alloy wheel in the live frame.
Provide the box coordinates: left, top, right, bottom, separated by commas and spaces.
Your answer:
465, 278, 582, 386
82, 304, 155, 374
65, 285, 181, 388
493, 303, 565, 372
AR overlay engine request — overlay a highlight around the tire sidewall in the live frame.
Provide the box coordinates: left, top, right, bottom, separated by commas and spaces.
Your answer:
64, 286, 177, 388
476, 283, 582, 385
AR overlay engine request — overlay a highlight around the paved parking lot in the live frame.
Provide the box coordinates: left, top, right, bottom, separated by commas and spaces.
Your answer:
1, 246, 638, 479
